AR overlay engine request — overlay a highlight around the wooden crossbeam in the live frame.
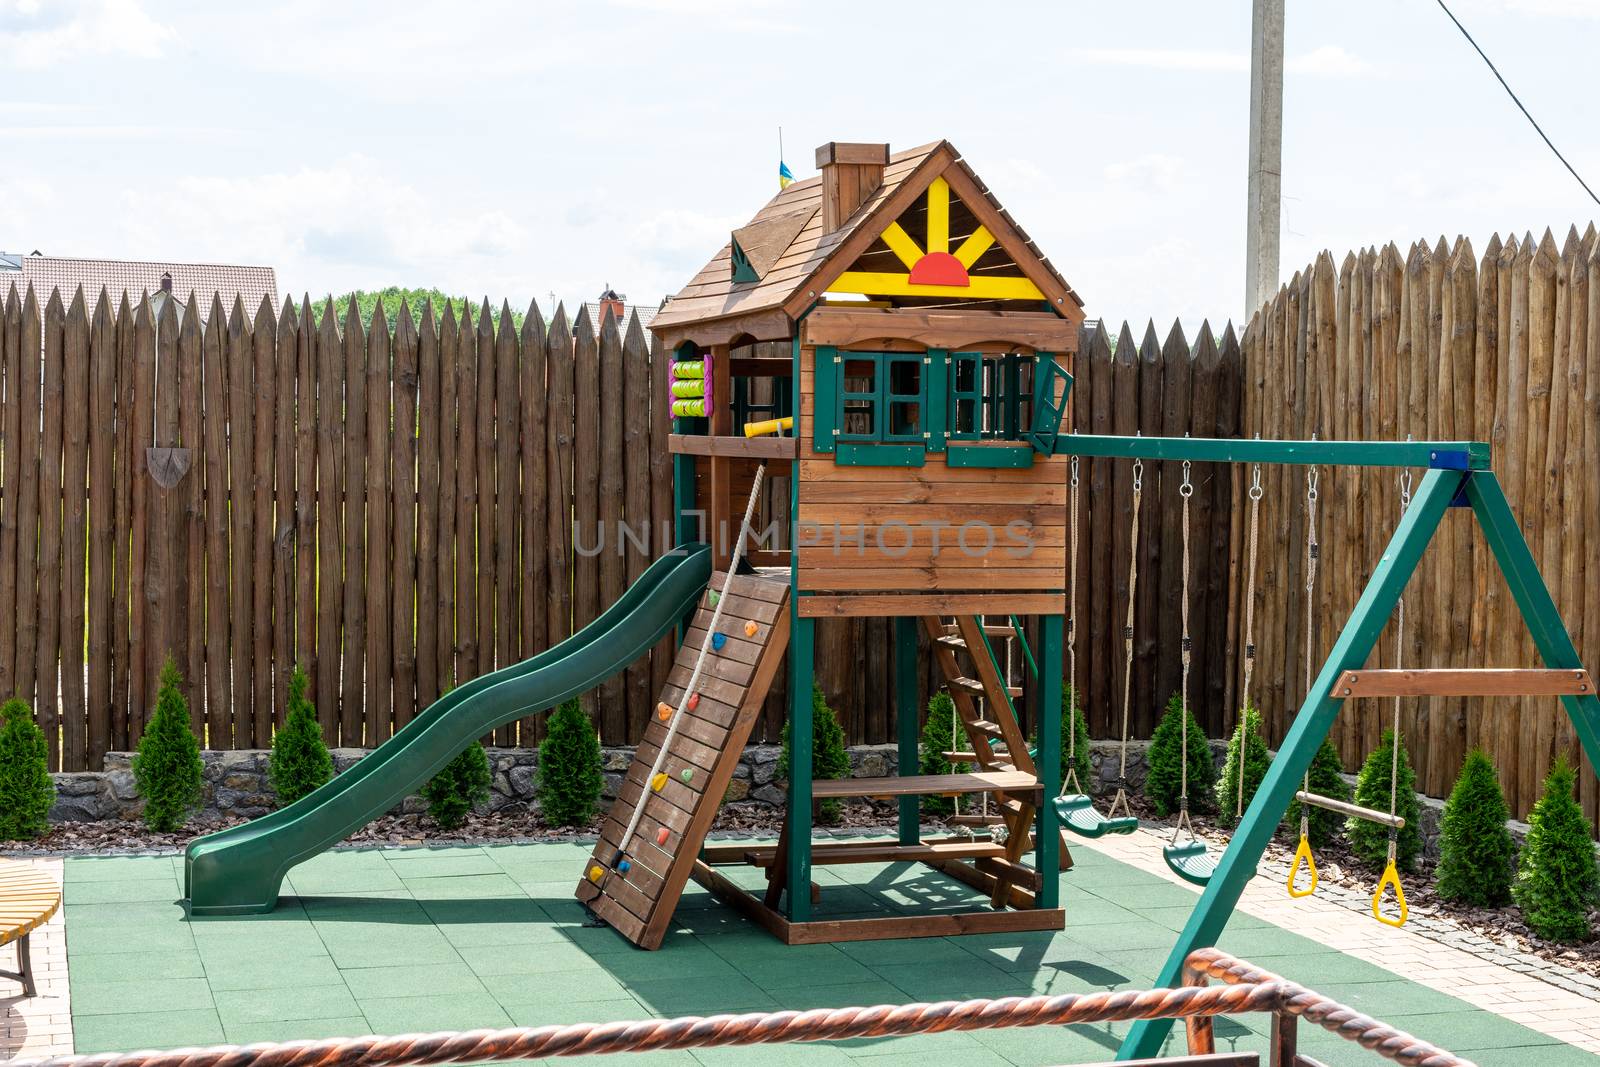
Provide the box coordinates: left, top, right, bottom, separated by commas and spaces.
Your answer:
1332, 668, 1592, 698
811, 770, 1039, 799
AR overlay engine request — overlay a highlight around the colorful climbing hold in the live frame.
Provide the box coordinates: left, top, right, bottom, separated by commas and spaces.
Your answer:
651, 772, 668, 792
681, 768, 694, 783
657, 701, 673, 721
711, 632, 727, 651
656, 827, 671, 846
708, 590, 720, 607
587, 865, 604, 884
687, 692, 700, 711
618, 859, 631, 875
744, 620, 759, 637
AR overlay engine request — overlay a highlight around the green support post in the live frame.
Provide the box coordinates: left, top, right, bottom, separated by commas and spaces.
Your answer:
894, 617, 920, 845
786, 611, 815, 923
1035, 614, 1063, 906
1119, 467, 1464, 1060
1467, 472, 1600, 773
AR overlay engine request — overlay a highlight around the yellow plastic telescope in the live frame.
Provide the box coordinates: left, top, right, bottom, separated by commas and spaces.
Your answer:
743, 416, 793, 438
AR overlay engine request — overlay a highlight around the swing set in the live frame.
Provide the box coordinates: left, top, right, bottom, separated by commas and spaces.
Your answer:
1075, 434, 1600, 1062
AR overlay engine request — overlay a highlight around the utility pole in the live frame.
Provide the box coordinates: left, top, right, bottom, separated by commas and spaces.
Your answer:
1245, 0, 1284, 316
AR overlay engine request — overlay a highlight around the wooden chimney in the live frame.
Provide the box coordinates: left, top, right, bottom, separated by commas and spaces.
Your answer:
816, 142, 889, 233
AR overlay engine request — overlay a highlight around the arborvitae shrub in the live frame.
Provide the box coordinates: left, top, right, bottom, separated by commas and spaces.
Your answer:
919, 691, 963, 817
0, 698, 55, 840
1145, 693, 1214, 818
1513, 757, 1600, 941
132, 658, 204, 832
269, 665, 334, 806
1216, 700, 1270, 828
424, 741, 492, 830
1436, 748, 1515, 907
539, 697, 603, 826
1347, 729, 1421, 872
1286, 737, 1351, 848
778, 683, 850, 824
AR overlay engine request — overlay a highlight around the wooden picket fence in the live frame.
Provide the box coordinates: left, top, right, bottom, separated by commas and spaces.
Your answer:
0, 285, 686, 771
5, 229, 1598, 827
1235, 225, 1600, 824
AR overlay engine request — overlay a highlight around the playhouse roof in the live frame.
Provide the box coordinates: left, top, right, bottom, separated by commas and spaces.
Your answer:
650, 140, 1082, 345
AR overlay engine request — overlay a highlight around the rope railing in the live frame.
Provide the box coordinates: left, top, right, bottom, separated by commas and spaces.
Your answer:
12, 950, 1473, 1067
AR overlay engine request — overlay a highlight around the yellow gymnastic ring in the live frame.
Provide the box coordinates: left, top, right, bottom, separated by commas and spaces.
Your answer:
1372, 859, 1408, 928
1287, 833, 1318, 899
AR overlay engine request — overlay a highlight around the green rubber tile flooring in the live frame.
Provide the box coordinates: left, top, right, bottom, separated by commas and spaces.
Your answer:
61, 841, 1582, 1066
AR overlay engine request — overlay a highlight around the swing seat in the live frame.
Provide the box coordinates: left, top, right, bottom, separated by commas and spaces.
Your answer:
1053, 794, 1138, 838
1162, 840, 1217, 886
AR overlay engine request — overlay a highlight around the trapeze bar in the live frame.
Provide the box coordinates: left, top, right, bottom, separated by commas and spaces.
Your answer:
1294, 790, 1406, 829
1053, 435, 1491, 470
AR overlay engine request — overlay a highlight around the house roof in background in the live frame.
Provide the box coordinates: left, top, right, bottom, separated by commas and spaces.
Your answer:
3, 253, 279, 319
578, 301, 657, 337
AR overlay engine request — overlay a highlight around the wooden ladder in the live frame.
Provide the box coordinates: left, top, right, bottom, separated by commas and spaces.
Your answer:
920, 613, 1039, 905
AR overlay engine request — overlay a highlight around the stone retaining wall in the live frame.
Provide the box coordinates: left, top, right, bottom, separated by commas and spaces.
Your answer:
47, 740, 1466, 854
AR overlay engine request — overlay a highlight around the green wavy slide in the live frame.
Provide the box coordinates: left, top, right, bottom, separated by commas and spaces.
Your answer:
184, 543, 712, 916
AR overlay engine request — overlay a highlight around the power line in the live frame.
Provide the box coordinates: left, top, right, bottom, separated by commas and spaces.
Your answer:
1433, 0, 1600, 208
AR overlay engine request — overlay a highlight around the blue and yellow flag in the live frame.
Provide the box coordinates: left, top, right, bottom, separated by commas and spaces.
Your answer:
778, 160, 795, 190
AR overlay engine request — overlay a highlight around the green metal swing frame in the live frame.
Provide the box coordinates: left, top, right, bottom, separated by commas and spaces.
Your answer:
1031, 435, 1600, 1061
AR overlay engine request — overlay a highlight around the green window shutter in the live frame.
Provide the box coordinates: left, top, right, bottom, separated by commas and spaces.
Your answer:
926, 349, 948, 452
949, 352, 983, 441
812, 345, 837, 453
1025, 353, 1073, 455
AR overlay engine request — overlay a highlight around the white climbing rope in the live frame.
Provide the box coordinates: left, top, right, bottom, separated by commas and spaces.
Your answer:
1063, 455, 1082, 796
1236, 461, 1263, 819
1107, 456, 1143, 822
1173, 458, 1197, 845
614, 463, 767, 867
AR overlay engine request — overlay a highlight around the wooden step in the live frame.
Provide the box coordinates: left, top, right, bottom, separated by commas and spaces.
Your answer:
943, 751, 1012, 765
1333, 668, 1592, 698
935, 634, 968, 649
952, 676, 1023, 699
968, 719, 1007, 739
811, 771, 1040, 800
743, 839, 1007, 868
947, 813, 1007, 827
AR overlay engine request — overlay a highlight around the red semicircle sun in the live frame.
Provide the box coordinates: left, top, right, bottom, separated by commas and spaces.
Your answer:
907, 251, 969, 287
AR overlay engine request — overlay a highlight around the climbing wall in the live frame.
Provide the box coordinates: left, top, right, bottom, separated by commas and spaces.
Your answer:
576, 570, 791, 949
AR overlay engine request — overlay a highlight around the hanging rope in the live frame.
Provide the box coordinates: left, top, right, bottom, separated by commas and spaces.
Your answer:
1287, 463, 1322, 900
611, 463, 766, 871
1236, 463, 1263, 820
1372, 466, 1414, 927
1300, 464, 1321, 804
1063, 455, 1082, 796
1172, 459, 1197, 846
1108, 457, 1143, 822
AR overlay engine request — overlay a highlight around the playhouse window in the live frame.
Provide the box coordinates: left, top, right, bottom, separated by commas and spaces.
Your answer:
836, 353, 925, 444
949, 352, 1037, 441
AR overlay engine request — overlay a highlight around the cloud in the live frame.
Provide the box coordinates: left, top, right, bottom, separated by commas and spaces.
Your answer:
1103, 154, 1189, 195
1287, 45, 1369, 77
1068, 48, 1245, 73
1070, 45, 1371, 78
1, 0, 174, 69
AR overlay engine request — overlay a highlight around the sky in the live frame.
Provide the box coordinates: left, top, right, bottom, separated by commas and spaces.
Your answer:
2, 0, 1597, 331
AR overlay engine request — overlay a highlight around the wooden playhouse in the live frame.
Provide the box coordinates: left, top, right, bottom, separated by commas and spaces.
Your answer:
580, 139, 1085, 946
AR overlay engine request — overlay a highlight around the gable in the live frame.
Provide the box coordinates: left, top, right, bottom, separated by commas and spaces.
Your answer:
650, 140, 1081, 345
801, 156, 1080, 317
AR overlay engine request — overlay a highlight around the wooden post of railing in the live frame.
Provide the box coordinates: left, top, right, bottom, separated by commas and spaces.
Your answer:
1180, 956, 1215, 1056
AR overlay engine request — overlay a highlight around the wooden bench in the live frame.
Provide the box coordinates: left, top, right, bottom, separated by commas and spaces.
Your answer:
0, 860, 60, 998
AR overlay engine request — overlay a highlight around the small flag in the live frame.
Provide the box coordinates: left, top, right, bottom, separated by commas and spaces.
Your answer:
778, 160, 795, 190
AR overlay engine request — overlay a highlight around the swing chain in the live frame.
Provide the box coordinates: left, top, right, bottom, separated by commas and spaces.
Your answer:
1110, 457, 1143, 818
1173, 459, 1196, 845
1063, 455, 1081, 796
